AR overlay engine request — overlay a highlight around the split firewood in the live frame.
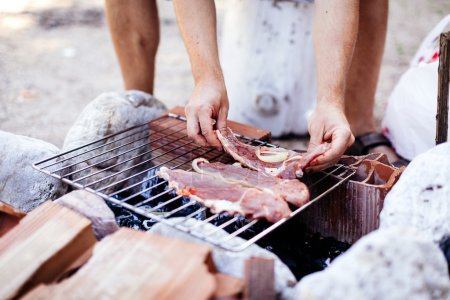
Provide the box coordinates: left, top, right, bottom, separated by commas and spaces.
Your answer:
244, 257, 275, 300
0, 201, 26, 237
213, 273, 244, 299
0, 201, 96, 299
54, 190, 119, 240
24, 229, 217, 300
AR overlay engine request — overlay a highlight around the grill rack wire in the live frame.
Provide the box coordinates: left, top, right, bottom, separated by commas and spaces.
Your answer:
33, 113, 355, 251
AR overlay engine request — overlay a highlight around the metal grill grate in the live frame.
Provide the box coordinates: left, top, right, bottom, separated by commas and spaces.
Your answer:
33, 113, 355, 251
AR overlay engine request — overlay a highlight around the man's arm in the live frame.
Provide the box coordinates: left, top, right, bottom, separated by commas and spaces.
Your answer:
307, 0, 359, 171
173, 0, 228, 149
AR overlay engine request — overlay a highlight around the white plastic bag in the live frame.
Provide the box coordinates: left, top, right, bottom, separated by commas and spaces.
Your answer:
382, 15, 450, 161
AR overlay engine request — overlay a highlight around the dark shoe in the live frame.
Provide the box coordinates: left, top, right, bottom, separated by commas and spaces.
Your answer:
345, 133, 409, 167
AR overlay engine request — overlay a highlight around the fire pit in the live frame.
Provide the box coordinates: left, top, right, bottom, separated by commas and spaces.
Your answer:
33, 112, 355, 253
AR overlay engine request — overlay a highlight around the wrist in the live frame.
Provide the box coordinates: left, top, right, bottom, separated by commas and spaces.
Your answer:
194, 71, 225, 89
192, 62, 224, 84
316, 92, 345, 111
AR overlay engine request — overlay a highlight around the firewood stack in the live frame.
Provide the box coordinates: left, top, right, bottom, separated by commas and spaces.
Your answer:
0, 191, 275, 300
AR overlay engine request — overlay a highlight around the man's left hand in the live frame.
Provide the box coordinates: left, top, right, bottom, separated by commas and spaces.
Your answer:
307, 103, 355, 171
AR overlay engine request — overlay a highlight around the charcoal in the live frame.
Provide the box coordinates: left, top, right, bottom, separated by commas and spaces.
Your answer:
296, 227, 450, 300
439, 236, 450, 271
107, 201, 148, 230
140, 168, 163, 199
256, 220, 350, 280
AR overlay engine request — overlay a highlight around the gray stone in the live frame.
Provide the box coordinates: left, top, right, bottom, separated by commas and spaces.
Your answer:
150, 218, 297, 300
62, 90, 167, 194
0, 131, 67, 212
380, 142, 450, 243
55, 190, 119, 240
295, 227, 450, 300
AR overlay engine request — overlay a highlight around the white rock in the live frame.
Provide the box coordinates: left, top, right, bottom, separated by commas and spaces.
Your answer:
55, 190, 119, 240
0, 131, 67, 212
296, 227, 450, 300
62, 90, 166, 194
380, 142, 450, 243
150, 218, 297, 300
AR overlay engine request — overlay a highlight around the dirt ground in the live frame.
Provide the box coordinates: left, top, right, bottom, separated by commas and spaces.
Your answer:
1, 0, 449, 148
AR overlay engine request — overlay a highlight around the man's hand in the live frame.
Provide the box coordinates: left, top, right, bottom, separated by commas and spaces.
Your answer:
185, 79, 229, 149
173, 0, 228, 148
308, 0, 358, 171
307, 104, 355, 171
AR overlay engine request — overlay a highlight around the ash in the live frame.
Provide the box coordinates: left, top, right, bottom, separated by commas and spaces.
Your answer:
257, 221, 351, 280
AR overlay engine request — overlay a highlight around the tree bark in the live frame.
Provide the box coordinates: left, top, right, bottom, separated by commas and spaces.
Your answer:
436, 31, 450, 145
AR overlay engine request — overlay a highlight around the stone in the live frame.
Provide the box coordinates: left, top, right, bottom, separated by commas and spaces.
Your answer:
0, 131, 67, 212
296, 227, 450, 300
62, 90, 167, 194
54, 190, 119, 240
380, 142, 450, 244
150, 218, 297, 300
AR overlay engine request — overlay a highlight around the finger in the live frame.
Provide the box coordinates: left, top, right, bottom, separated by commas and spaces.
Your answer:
314, 129, 351, 166
306, 154, 336, 171
216, 106, 228, 131
307, 127, 324, 153
186, 108, 207, 146
308, 133, 353, 172
198, 107, 222, 148
308, 160, 338, 172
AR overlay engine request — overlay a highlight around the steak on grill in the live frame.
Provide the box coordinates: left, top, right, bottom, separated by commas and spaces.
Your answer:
216, 127, 330, 179
192, 158, 309, 207
157, 167, 291, 223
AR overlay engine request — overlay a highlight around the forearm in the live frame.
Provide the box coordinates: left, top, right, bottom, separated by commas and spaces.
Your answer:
313, 0, 359, 108
173, 0, 223, 84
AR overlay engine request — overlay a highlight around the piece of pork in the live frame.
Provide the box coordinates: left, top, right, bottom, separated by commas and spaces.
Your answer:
216, 127, 330, 179
157, 167, 291, 223
192, 158, 310, 207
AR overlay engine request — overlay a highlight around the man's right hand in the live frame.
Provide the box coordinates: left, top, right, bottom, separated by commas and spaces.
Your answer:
185, 79, 229, 149
173, 0, 228, 149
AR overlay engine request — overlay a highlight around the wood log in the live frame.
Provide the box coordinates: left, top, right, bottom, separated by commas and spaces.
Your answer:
213, 273, 244, 299
166, 106, 271, 141
244, 257, 275, 300
25, 229, 217, 300
0, 201, 25, 237
0, 201, 96, 299
436, 31, 450, 144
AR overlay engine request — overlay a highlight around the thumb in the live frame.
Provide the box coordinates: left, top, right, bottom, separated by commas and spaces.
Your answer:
307, 128, 324, 152
216, 106, 228, 130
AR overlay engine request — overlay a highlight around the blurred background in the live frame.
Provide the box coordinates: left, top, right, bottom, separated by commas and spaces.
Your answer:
1, 0, 449, 147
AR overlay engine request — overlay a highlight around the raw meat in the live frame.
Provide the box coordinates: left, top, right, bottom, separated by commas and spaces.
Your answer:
157, 167, 291, 223
216, 127, 330, 179
192, 158, 309, 207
